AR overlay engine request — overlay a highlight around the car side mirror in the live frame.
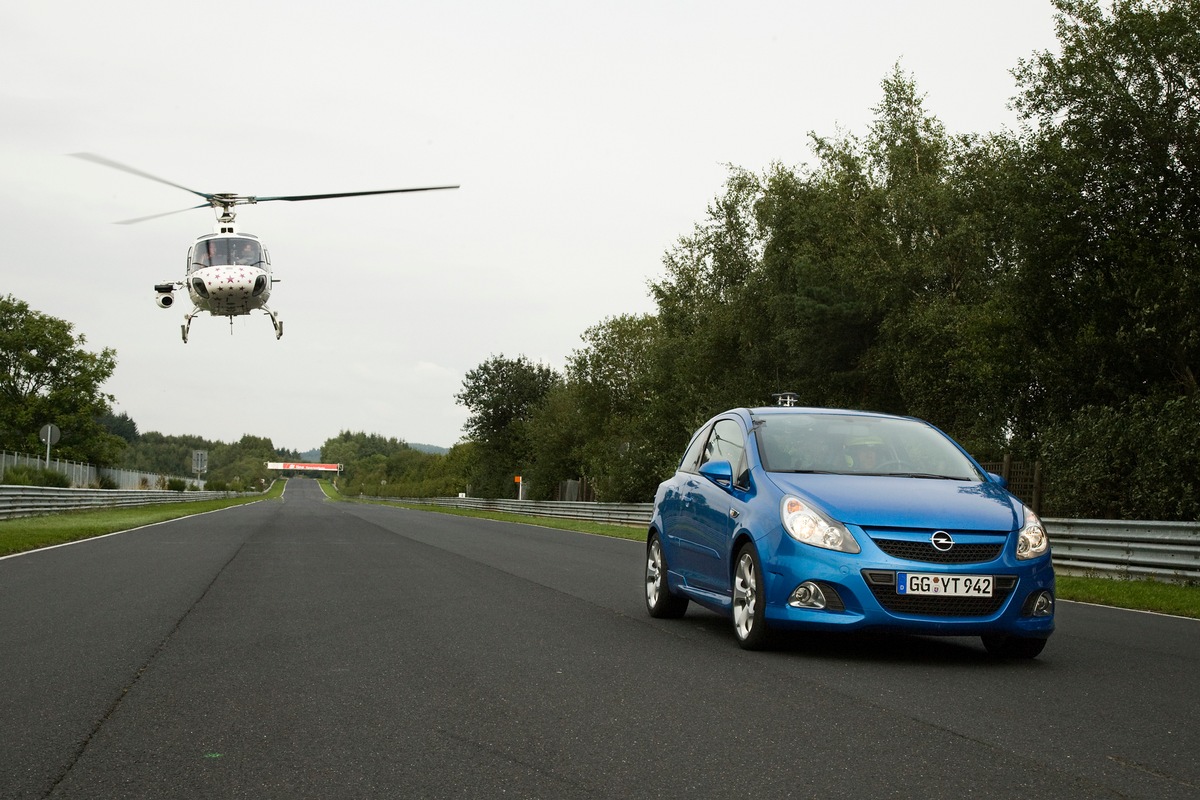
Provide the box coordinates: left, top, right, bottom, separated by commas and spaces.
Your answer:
699, 459, 734, 489
986, 471, 1008, 488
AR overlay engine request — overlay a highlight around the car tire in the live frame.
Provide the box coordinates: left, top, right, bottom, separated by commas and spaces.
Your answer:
982, 634, 1047, 659
732, 543, 772, 650
645, 533, 689, 618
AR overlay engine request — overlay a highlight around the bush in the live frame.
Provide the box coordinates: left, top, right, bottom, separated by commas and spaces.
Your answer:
1041, 394, 1200, 520
166, 478, 187, 492
1, 465, 72, 487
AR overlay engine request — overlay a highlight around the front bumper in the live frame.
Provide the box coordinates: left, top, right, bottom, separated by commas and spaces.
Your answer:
761, 534, 1056, 638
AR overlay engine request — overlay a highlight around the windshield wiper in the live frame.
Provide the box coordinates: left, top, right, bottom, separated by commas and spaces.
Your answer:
874, 472, 968, 480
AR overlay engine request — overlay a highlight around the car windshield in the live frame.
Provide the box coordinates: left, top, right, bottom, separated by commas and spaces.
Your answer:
754, 412, 983, 480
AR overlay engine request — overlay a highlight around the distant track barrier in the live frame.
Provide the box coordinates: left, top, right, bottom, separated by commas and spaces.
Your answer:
381, 496, 654, 527
0, 486, 249, 521
384, 497, 1200, 585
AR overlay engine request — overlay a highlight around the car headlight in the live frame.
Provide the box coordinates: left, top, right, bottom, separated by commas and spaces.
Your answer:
1016, 508, 1049, 560
781, 496, 860, 554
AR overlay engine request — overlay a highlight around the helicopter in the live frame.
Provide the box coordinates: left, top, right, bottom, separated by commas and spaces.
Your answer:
71, 153, 458, 343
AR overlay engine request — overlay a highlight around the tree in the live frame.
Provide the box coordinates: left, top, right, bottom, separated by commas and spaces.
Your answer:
203, 434, 278, 490
646, 68, 1033, 454
525, 314, 683, 501
651, 167, 769, 419
455, 354, 558, 497
1003, 0, 1200, 516
121, 431, 215, 476
1012, 0, 1200, 407
99, 411, 140, 444
0, 295, 125, 464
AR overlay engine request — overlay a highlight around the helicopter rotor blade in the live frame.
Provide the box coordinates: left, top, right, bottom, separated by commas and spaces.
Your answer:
256, 186, 459, 202
114, 203, 212, 225
70, 152, 215, 201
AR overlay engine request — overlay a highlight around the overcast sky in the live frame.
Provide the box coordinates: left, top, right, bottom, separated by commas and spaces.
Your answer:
1, 1, 1059, 453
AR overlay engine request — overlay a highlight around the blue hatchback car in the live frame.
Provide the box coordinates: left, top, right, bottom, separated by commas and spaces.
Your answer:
645, 403, 1055, 657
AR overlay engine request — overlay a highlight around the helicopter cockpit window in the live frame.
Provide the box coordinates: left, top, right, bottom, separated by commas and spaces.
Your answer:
232, 239, 263, 265
191, 238, 262, 269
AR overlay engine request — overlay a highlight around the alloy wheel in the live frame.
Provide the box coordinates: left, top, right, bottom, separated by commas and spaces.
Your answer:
646, 538, 665, 609
732, 551, 758, 640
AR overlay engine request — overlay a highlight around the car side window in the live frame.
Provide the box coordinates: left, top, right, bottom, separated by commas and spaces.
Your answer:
679, 425, 711, 474
701, 419, 750, 490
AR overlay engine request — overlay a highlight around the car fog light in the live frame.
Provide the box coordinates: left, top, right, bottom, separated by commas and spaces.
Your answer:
1031, 590, 1054, 617
788, 581, 827, 609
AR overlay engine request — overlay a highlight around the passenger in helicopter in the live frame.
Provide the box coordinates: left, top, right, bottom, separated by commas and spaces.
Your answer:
235, 241, 260, 265
196, 242, 226, 267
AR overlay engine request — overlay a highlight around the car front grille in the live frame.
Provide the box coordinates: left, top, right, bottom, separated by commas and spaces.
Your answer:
872, 538, 1004, 565
861, 571, 1017, 617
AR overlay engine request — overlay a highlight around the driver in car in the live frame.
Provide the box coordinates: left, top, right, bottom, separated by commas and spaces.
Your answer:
845, 436, 885, 472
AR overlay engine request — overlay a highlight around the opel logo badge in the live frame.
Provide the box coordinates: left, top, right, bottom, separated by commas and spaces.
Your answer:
931, 531, 955, 551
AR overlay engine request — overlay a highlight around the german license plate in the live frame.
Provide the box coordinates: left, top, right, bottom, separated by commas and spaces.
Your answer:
897, 573, 993, 596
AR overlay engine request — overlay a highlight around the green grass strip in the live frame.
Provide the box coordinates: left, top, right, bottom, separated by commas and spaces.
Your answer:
1054, 575, 1199, 619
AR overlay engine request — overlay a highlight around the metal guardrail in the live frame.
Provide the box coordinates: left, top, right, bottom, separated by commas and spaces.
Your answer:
381, 496, 653, 526
1046, 519, 1200, 583
388, 497, 1199, 585
0, 486, 248, 521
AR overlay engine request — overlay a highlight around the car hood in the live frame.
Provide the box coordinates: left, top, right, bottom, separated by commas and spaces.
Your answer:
764, 472, 1021, 532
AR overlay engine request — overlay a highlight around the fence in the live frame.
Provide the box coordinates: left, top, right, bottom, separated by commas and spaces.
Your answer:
389, 496, 1199, 585
0, 450, 203, 490
979, 458, 1041, 514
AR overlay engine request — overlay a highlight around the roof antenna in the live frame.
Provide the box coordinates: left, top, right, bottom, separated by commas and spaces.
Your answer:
771, 392, 800, 407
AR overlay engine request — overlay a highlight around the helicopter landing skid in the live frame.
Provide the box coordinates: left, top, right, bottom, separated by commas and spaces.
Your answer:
182, 311, 195, 344
264, 306, 283, 340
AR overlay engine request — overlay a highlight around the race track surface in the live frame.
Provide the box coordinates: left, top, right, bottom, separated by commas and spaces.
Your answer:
1, 478, 1197, 799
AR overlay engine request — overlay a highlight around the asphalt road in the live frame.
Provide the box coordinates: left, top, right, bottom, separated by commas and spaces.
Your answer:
1, 478, 1197, 799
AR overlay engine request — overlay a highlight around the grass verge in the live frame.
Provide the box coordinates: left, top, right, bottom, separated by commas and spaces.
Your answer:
1054, 575, 1200, 619
0, 481, 283, 557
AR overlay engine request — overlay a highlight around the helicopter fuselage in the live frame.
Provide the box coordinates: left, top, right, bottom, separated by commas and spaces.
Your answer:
186, 263, 271, 314
158, 231, 282, 342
